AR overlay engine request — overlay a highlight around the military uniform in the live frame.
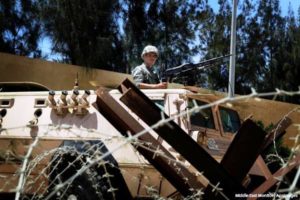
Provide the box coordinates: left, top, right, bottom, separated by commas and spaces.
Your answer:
132, 63, 160, 86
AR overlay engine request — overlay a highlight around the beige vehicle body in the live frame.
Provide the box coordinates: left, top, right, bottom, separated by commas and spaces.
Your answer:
0, 87, 242, 199
1, 53, 298, 199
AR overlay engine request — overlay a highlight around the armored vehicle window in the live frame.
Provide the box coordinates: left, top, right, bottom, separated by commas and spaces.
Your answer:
219, 107, 241, 133
188, 99, 215, 129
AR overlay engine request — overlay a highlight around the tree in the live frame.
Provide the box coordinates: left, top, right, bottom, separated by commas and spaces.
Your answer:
0, 0, 41, 57
278, 5, 300, 103
236, 0, 265, 94
122, 0, 148, 72
201, 0, 232, 91
256, 0, 285, 91
38, 0, 124, 71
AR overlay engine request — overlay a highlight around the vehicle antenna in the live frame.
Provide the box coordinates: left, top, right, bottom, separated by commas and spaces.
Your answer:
74, 72, 79, 90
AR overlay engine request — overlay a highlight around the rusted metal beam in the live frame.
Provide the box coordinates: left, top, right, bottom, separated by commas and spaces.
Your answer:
220, 119, 266, 183
246, 117, 292, 182
249, 153, 300, 199
204, 119, 266, 199
94, 88, 205, 197
249, 155, 273, 179
118, 79, 246, 199
204, 119, 266, 200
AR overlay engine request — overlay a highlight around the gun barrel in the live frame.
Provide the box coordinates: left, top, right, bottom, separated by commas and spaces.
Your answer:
195, 54, 231, 68
165, 54, 231, 76
165, 63, 193, 76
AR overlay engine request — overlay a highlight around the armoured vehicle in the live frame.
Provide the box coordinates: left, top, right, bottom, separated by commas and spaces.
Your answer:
0, 53, 299, 199
0, 80, 241, 198
1, 80, 297, 200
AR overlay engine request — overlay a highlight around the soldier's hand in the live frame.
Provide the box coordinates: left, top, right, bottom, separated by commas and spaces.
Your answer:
155, 82, 168, 89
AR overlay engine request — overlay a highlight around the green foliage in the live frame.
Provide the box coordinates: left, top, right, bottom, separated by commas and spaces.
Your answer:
277, 7, 300, 103
0, 0, 300, 104
255, 120, 274, 133
200, 0, 300, 103
0, 0, 41, 57
255, 120, 291, 167
37, 0, 124, 71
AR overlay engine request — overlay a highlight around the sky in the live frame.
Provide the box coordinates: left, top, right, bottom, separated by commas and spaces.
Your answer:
208, 0, 300, 15
279, 0, 300, 14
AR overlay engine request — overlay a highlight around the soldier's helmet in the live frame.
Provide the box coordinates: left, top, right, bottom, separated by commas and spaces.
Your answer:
141, 45, 159, 58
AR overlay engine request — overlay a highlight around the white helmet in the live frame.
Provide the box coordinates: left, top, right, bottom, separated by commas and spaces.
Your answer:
141, 45, 159, 58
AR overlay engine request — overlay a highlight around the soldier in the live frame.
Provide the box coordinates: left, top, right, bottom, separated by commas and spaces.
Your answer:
132, 45, 168, 89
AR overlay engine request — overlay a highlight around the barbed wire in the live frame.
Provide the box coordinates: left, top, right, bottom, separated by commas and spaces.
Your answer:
0, 87, 299, 199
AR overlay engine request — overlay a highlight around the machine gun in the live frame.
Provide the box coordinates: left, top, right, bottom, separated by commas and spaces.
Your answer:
162, 54, 231, 83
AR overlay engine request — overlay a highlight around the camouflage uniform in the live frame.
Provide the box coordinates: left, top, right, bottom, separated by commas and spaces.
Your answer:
132, 63, 160, 86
